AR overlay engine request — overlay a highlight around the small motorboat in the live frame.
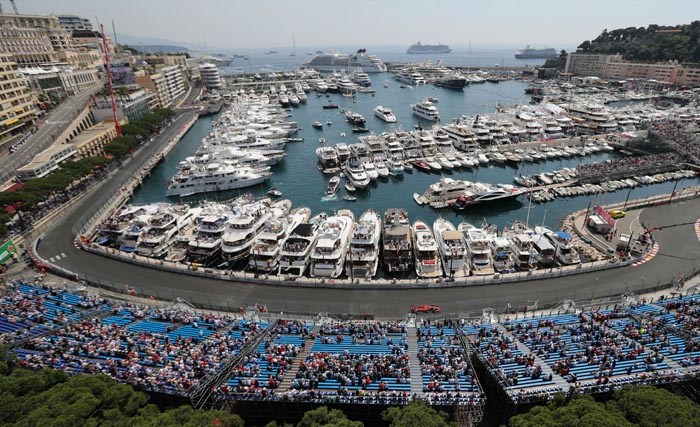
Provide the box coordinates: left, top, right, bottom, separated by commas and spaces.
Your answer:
319, 137, 326, 144
412, 160, 431, 172
326, 176, 340, 196
345, 182, 356, 192
343, 195, 357, 202
326, 120, 332, 125
428, 96, 439, 103
322, 103, 339, 109
267, 187, 282, 197
352, 127, 370, 133
413, 193, 426, 205
312, 121, 323, 129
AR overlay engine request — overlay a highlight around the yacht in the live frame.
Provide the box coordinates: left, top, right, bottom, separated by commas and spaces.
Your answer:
395, 67, 427, 85
411, 99, 440, 121
166, 162, 272, 197
375, 160, 390, 178
373, 106, 397, 123
344, 156, 371, 189
351, 69, 372, 87
382, 208, 413, 274
311, 79, 328, 93
316, 146, 340, 172
346, 209, 382, 279
187, 205, 233, 266
326, 175, 340, 196
135, 204, 194, 258
278, 213, 326, 277
413, 219, 442, 278
460, 223, 495, 276
505, 228, 538, 271
220, 198, 273, 263
309, 210, 354, 278
420, 178, 524, 208
536, 226, 581, 265
249, 206, 311, 273
362, 159, 379, 181
305, 50, 387, 73
490, 236, 515, 273
532, 231, 556, 268
433, 218, 469, 278
345, 110, 366, 126
434, 72, 468, 90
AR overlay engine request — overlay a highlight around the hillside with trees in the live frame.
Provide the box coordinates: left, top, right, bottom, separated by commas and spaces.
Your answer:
576, 21, 700, 62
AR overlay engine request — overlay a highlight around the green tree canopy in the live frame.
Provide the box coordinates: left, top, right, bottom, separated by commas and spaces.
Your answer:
296, 406, 363, 427
382, 401, 452, 427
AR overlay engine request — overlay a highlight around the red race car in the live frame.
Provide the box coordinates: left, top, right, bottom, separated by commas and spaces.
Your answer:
411, 304, 441, 314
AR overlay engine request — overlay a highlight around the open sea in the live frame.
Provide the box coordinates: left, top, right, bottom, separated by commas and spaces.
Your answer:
131, 73, 700, 232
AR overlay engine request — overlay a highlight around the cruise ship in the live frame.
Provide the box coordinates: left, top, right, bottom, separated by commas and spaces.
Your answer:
305, 49, 387, 73
514, 46, 557, 59
166, 161, 272, 197
309, 210, 354, 278
382, 208, 413, 274
346, 209, 382, 279
407, 42, 452, 54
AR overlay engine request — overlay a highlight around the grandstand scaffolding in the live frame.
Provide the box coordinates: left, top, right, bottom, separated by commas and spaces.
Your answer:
189, 323, 275, 410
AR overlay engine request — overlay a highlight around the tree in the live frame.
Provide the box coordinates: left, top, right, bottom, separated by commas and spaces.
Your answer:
296, 406, 364, 427
382, 401, 452, 427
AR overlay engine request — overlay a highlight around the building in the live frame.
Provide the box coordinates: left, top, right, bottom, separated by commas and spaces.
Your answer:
0, 53, 37, 143
16, 144, 76, 180
19, 64, 99, 102
565, 52, 700, 87
135, 65, 186, 108
199, 63, 222, 90
57, 15, 93, 31
564, 53, 617, 78
66, 120, 119, 159
0, 13, 64, 65
94, 88, 151, 122
71, 30, 115, 54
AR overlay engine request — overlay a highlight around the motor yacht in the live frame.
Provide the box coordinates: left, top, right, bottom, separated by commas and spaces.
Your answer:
434, 218, 469, 278
309, 210, 354, 278
346, 209, 382, 279
412, 219, 442, 278
374, 106, 397, 123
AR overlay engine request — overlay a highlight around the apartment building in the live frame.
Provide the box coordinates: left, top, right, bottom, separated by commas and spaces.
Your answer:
0, 53, 37, 142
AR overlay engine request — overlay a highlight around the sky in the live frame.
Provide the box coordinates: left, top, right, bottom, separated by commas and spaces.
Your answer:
17, 0, 700, 50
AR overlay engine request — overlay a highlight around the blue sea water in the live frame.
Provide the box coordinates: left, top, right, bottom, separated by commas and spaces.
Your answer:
211, 45, 564, 75
131, 75, 700, 232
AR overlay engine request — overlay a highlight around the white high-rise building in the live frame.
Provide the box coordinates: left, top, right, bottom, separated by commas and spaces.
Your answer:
199, 63, 222, 90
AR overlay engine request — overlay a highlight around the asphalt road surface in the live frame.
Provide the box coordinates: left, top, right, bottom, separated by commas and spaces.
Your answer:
0, 85, 104, 184
35, 112, 700, 319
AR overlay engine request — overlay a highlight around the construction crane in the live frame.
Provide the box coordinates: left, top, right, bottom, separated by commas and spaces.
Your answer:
100, 23, 122, 136
10, 0, 19, 14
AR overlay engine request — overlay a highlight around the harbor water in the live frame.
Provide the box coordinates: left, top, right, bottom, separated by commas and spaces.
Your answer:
131, 76, 700, 232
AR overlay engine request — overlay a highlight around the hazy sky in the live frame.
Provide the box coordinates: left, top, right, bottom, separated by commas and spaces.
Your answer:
18, 0, 700, 50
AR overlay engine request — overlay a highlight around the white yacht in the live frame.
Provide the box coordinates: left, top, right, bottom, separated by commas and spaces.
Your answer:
187, 147, 286, 167
411, 99, 440, 121
412, 219, 442, 278
249, 206, 311, 273
536, 226, 581, 265
373, 106, 397, 123
490, 236, 515, 273
344, 157, 371, 189
346, 209, 382, 279
311, 79, 328, 93
505, 227, 538, 271
362, 159, 379, 181
420, 178, 524, 209
351, 69, 372, 87
306, 51, 387, 73
278, 214, 326, 277
460, 223, 495, 276
220, 198, 274, 263
135, 204, 194, 258
309, 210, 354, 278
166, 162, 272, 197
433, 218, 469, 278
316, 146, 340, 171
187, 204, 234, 266
395, 67, 427, 85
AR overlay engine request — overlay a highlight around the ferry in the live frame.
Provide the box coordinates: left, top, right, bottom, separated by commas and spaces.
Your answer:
412, 219, 442, 278
433, 218, 469, 278
346, 209, 382, 279
309, 210, 354, 278
382, 208, 413, 274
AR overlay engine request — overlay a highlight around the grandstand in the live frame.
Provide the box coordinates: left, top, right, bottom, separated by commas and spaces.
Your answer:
4, 278, 700, 425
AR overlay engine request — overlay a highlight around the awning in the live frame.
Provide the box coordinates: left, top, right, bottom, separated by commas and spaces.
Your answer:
555, 231, 572, 240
